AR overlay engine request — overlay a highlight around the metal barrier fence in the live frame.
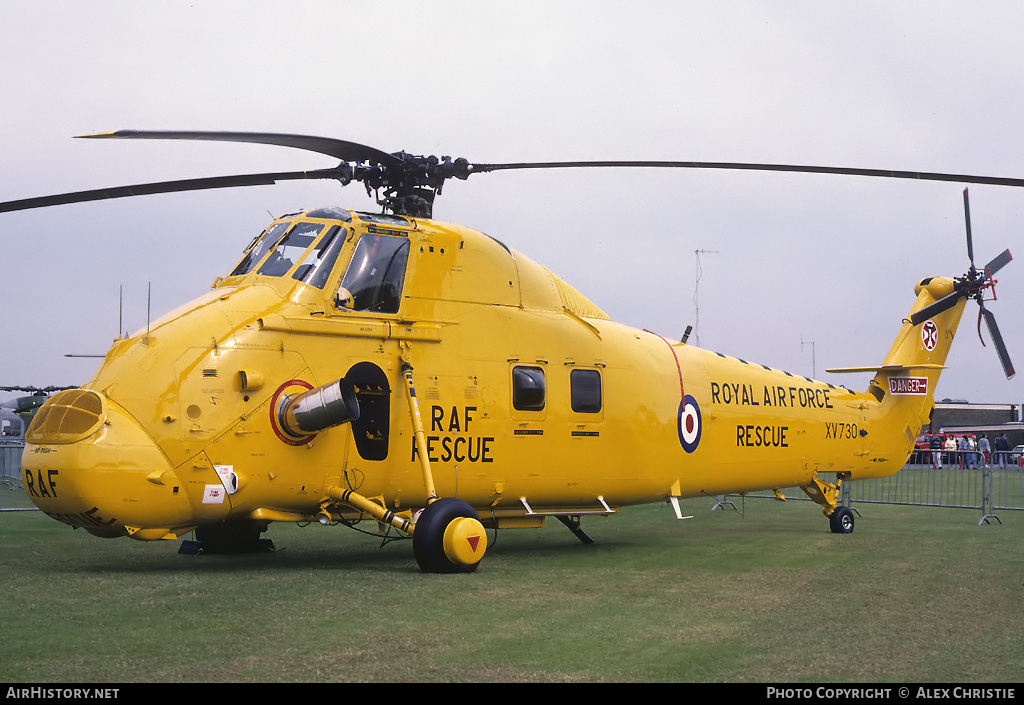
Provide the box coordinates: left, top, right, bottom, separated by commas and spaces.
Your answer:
0, 439, 35, 511
722, 450, 1024, 525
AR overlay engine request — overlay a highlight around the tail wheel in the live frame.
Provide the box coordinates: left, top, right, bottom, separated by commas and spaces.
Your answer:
829, 506, 855, 534
413, 497, 488, 573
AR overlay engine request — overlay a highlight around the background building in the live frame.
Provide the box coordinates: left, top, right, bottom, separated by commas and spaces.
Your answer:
926, 400, 1023, 447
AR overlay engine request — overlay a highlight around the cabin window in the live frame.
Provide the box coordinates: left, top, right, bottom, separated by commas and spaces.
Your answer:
512, 366, 546, 411
336, 233, 410, 314
292, 225, 343, 289
570, 369, 602, 413
229, 221, 291, 276
257, 222, 325, 277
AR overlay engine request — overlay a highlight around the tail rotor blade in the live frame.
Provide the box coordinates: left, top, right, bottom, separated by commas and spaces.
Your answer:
980, 305, 1015, 379
984, 248, 1012, 276
963, 188, 975, 268
909, 292, 963, 326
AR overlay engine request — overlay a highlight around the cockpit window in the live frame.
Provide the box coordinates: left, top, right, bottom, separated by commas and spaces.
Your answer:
257, 222, 325, 277
291, 225, 343, 289
336, 233, 410, 314
353, 212, 411, 227
230, 221, 290, 276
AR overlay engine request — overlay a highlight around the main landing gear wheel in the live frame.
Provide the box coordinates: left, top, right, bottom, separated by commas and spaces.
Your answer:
829, 506, 855, 534
413, 497, 488, 573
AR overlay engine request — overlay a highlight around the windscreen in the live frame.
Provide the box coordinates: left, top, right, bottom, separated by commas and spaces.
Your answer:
257, 222, 325, 277
229, 221, 291, 277
291, 225, 343, 289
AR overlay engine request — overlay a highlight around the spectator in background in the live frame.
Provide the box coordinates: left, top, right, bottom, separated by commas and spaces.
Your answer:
930, 434, 944, 469
945, 434, 958, 466
995, 433, 1011, 469
978, 433, 991, 468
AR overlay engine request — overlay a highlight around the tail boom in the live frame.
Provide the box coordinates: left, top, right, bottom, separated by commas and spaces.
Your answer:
829, 277, 968, 479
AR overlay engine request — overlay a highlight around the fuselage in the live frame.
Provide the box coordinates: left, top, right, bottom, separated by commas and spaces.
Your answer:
21, 207, 946, 540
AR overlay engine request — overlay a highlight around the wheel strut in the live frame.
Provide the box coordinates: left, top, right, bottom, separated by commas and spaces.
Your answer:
556, 515, 595, 544
400, 354, 438, 505
801, 471, 857, 534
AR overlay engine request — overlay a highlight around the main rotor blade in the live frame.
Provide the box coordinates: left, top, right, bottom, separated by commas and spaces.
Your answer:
909, 292, 964, 326
0, 385, 75, 393
0, 168, 342, 213
980, 305, 1015, 379
963, 188, 975, 267
470, 160, 1024, 189
985, 248, 1013, 275
78, 130, 402, 168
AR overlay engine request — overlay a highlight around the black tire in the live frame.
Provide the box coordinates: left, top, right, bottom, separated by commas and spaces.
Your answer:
412, 497, 484, 573
829, 506, 855, 534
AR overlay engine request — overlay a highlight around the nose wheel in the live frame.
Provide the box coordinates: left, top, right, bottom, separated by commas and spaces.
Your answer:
413, 497, 488, 573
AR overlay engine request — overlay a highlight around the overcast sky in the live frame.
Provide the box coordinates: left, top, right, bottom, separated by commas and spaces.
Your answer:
2, 1, 1023, 412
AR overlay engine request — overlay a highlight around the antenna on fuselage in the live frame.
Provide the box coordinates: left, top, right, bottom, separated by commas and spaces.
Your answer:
693, 249, 718, 347
63, 284, 125, 358
801, 334, 817, 379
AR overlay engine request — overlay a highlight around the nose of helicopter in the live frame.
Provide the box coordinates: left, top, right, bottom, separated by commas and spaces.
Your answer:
22, 389, 200, 539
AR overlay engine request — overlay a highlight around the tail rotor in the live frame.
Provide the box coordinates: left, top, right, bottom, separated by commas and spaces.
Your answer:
909, 188, 1014, 378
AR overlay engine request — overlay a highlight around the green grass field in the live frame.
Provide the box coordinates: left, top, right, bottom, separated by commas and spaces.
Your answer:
1, 498, 1021, 683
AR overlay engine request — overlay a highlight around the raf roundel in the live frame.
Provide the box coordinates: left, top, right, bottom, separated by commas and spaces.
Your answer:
677, 395, 702, 453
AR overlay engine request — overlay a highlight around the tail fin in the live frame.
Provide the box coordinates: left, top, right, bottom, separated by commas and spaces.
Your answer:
869, 277, 966, 406
827, 277, 968, 445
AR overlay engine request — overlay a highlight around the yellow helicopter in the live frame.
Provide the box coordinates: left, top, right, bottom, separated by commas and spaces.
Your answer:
1, 131, 1015, 572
